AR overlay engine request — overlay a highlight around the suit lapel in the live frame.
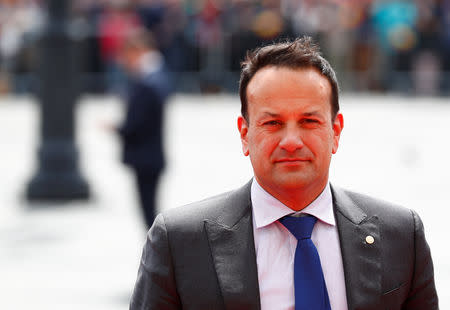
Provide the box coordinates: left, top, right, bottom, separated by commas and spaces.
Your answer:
204, 181, 261, 310
332, 185, 382, 310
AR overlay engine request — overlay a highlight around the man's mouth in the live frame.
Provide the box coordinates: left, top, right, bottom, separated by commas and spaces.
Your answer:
274, 158, 309, 164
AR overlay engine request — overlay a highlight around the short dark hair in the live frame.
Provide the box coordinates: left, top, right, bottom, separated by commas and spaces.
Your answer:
239, 36, 339, 121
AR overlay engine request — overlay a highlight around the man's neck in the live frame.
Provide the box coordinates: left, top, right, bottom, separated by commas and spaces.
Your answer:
255, 178, 329, 212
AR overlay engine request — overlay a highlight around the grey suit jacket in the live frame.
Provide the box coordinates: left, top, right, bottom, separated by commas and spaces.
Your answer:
130, 181, 438, 309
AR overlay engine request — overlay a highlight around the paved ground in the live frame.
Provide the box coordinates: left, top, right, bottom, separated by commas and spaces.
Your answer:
1, 94, 449, 309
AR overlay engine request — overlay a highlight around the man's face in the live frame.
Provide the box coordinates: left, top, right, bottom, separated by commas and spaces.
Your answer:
238, 66, 343, 199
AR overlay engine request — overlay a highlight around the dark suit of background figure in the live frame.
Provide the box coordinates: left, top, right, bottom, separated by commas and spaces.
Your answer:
119, 64, 171, 228
129, 181, 438, 310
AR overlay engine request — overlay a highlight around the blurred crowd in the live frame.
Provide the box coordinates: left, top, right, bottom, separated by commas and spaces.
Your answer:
1, 0, 449, 95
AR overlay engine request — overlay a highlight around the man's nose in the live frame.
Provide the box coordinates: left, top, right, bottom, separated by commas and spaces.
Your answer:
279, 126, 304, 152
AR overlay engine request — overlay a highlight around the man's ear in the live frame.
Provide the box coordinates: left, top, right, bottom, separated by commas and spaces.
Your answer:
237, 116, 250, 156
332, 113, 344, 154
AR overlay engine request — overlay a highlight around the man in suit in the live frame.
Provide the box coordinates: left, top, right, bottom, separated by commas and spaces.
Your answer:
129, 37, 438, 309
118, 28, 171, 228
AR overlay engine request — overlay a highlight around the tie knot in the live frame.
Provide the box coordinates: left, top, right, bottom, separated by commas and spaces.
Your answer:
279, 215, 317, 240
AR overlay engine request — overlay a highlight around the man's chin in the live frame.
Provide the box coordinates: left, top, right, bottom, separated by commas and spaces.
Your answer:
274, 175, 313, 191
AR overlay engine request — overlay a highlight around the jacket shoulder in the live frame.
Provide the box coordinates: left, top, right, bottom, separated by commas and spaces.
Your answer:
345, 188, 410, 215
160, 181, 252, 232
332, 185, 417, 230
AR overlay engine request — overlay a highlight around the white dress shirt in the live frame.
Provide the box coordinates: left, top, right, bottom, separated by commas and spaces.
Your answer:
251, 178, 348, 310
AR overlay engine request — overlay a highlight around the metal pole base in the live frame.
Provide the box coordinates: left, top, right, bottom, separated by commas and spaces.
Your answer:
26, 140, 90, 201
26, 172, 89, 201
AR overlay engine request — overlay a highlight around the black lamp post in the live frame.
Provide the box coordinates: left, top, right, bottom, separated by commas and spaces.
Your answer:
26, 0, 89, 201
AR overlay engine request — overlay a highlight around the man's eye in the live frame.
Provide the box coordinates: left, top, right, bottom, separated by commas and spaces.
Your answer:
300, 119, 321, 127
264, 120, 281, 126
302, 119, 319, 124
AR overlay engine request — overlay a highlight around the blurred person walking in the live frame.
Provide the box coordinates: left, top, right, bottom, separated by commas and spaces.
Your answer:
117, 27, 171, 229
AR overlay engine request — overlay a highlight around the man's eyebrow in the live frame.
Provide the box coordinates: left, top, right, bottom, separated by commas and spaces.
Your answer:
261, 111, 280, 117
259, 111, 324, 118
302, 111, 322, 117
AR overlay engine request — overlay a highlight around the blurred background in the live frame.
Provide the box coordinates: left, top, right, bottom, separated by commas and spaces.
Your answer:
0, 0, 449, 309
1, 0, 450, 95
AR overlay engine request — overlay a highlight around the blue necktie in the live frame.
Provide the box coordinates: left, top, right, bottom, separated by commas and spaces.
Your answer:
279, 215, 331, 310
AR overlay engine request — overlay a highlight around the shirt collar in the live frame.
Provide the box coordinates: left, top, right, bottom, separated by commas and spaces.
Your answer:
251, 178, 335, 229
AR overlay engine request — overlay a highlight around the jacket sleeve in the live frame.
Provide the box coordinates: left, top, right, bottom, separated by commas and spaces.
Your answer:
403, 210, 439, 309
130, 214, 181, 310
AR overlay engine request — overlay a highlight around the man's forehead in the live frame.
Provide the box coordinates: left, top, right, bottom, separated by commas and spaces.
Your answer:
250, 65, 324, 81
255, 107, 328, 118
247, 66, 330, 94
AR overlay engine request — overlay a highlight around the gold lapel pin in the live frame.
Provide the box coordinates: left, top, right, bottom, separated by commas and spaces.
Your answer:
365, 235, 375, 244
